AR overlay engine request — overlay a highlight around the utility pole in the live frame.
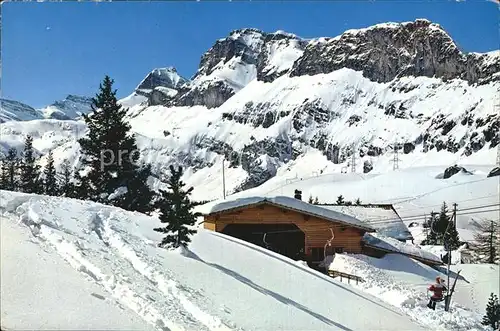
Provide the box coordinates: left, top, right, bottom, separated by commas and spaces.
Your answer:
351, 147, 356, 173
222, 155, 226, 200
496, 143, 500, 166
391, 142, 401, 171
444, 203, 457, 312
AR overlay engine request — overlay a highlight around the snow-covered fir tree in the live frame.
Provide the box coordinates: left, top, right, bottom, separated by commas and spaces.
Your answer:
481, 293, 500, 329
471, 220, 499, 264
19, 135, 42, 194
153, 165, 201, 249
58, 160, 76, 198
78, 75, 154, 213
0, 148, 19, 191
43, 150, 58, 196
421, 212, 439, 245
444, 218, 461, 251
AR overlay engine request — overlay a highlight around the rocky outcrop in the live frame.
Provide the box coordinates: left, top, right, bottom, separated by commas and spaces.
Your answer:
173, 80, 235, 109
443, 165, 472, 179
290, 19, 499, 85
487, 167, 500, 178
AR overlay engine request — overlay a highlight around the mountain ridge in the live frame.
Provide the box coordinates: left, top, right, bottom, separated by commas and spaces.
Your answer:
0, 18, 498, 199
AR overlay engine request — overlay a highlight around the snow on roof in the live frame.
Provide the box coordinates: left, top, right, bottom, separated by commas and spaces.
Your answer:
207, 196, 376, 231
362, 233, 442, 264
320, 205, 413, 241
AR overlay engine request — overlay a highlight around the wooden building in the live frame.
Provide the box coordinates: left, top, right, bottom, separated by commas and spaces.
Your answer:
203, 196, 376, 266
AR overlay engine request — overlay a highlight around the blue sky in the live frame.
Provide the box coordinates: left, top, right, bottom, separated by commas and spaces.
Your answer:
2, 1, 499, 108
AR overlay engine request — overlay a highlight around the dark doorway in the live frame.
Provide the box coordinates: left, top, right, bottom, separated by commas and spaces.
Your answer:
222, 224, 305, 261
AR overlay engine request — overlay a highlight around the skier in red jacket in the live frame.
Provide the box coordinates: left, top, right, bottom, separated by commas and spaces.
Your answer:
427, 276, 448, 310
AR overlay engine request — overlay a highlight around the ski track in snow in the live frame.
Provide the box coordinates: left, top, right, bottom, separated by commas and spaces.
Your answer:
6, 198, 238, 331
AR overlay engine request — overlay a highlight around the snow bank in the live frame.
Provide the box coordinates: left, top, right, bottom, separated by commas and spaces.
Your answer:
363, 233, 442, 264
0, 190, 426, 330
1, 217, 153, 331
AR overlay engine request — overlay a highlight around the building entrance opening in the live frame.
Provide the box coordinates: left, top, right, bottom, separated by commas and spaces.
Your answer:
222, 224, 305, 261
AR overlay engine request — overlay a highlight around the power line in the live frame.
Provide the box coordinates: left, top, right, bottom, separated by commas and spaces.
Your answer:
394, 195, 498, 213
364, 203, 500, 226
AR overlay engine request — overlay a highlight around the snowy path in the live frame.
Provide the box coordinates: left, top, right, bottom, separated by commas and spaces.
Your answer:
1, 219, 154, 331
330, 254, 490, 331
2, 196, 236, 331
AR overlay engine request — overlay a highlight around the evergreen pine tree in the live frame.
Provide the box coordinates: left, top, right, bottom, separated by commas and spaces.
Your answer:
355, 198, 362, 205
43, 151, 58, 196
58, 160, 76, 198
308, 195, 314, 204
4, 148, 19, 191
336, 195, 345, 205
434, 202, 451, 244
444, 218, 461, 251
481, 293, 500, 329
313, 196, 319, 205
421, 212, 439, 245
74, 170, 90, 200
19, 135, 42, 194
0, 155, 10, 190
153, 165, 201, 249
78, 75, 154, 212
471, 220, 499, 264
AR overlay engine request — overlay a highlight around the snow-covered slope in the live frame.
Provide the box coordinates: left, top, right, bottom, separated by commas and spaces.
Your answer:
1, 218, 153, 331
329, 253, 496, 331
1, 191, 428, 330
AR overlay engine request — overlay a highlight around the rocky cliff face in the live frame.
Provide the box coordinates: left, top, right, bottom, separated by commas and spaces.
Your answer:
168, 29, 306, 109
289, 19, 499, 85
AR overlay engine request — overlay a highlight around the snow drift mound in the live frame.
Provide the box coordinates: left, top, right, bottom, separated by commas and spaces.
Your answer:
0, 190, 426, 331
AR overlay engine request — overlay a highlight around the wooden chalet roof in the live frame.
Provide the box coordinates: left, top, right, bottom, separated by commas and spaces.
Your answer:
205, 196, 376, 232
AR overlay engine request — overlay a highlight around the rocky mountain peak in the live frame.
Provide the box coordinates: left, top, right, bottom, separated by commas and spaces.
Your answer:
135, 67, 190, 106
167, 28, 306, 109
290, 19, 498, 85
193, 28, 266, 80
136, 67, 189, 92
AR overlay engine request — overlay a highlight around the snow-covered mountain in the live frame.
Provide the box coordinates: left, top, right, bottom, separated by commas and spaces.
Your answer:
0, 98, 44, 122
39, 95, 94, 120
0, 95, 93, 122
0, 18, 499, 201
